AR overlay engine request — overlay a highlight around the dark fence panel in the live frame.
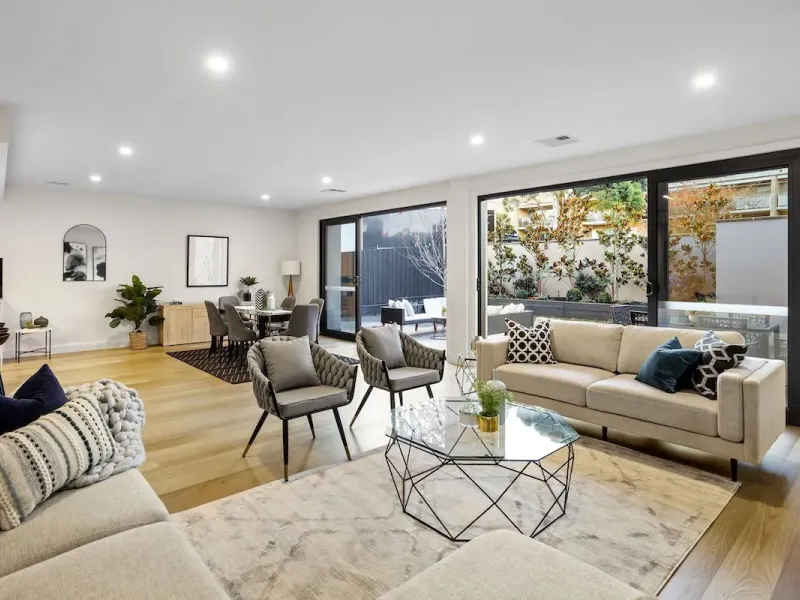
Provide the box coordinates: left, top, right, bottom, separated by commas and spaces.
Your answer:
360, 247, 444, 315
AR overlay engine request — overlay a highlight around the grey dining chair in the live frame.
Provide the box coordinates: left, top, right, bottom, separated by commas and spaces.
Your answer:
219, 295, 254, 328
243, 337, 358, 481
281, 297, 297, 311
282, 304, 320, 339
223, 303, 258, 363
266, 296, 298, 335
204, 301, 228, 355
309, 298, 324, 342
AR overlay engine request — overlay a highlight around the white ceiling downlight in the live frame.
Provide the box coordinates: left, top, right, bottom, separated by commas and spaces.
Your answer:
89, 174, 102, 183
692, 70, 717, 91
118, 145, 134, 156
321, 175, 332, 185
469, 133, 485, 146
205, 53, 231, 75
260, 193, 270, 201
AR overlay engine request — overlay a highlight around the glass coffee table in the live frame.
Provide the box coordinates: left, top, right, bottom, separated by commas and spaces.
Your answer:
385, 397, 579, 542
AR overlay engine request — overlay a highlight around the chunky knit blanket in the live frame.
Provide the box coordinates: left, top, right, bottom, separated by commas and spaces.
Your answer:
64, 379, 146, 488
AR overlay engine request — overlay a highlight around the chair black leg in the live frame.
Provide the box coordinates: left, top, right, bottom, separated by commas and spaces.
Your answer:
390, 392, 396, 410
282, 419, 289, 482
332, 408, 351, 460
425, 385, 434, 399
731, 458, 738, 482
242, 411, 268, 457
307, 414, 316, 438
601, 426, 608, 441
398, 392, 404, 407
209, 336, 216, 356
349, 386, 373, 428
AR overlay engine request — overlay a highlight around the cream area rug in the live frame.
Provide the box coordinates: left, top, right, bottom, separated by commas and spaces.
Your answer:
174, 437, 739, 599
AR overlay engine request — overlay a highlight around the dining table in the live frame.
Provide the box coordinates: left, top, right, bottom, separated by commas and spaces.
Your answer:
234, 306, 292, 339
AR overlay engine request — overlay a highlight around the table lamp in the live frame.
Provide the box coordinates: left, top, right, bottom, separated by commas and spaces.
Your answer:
281, 260, 301, 297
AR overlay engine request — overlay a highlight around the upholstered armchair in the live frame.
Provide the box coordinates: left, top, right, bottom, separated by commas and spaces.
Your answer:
350, 328, 446, 427
243, 337, 359, 481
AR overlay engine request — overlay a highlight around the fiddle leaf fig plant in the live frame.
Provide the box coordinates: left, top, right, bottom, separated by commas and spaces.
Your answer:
106, 275, 165, 331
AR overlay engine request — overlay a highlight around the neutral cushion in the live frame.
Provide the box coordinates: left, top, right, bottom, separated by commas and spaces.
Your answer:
275, 385, 348, 419
587, 374, 719, 437
617, 326, 745, 375
387, 367, 440, 392
494, 362, 615, 407
0, 522, 229, 600
401, 298, 415, 316
260, 337, 321, 392
538, 318, 624, 372
0, 469, 168, 578
0, 396, 116, 530
378, 530, 646, 600
362, 326, 407, 369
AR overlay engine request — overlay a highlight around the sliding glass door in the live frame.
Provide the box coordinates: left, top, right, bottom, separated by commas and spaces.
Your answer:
320, 217, 360, 339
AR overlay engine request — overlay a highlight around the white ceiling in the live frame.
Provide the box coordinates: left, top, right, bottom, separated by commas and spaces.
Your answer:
1, 0, 799, 208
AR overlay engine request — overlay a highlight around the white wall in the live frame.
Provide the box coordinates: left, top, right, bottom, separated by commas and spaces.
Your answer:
296, 116, 800, 362
0, 186, 296, 357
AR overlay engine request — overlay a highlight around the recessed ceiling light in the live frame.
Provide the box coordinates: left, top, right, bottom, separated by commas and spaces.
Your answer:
321, 176, 333, 185
260, 194, 270, 201
118, 145, 134, 156
691, 71, 717, 91
469, 133, 485, 147
206, 53, 231, 75
89, 174, 102, 183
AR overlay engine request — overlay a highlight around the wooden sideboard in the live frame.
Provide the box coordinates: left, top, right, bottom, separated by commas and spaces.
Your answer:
158, 303, 211, 346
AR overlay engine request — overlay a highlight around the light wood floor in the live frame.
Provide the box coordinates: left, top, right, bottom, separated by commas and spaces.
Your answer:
2, 343, 799, 599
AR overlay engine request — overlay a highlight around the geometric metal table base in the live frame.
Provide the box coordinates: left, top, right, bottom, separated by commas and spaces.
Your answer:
385, 436, 575, 543
454, 353, 477, 397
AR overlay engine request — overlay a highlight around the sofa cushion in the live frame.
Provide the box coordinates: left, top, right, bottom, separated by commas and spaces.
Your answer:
635, 337, 703, 394
587, 374, 718, 437
537, 318, 623, 372
378, 530, 646, 600
362, 326, 407, 369
494, 362, 615, 407
617, 326, 745, 375
691, 332, 748, 399
0, 469, 168, 578
506, 319, 556, 364
0, 364, 68, 435
275, 385, 349, 419
387, 367, 441, 392
260, 336, 321, 392
0, 522, 229, 600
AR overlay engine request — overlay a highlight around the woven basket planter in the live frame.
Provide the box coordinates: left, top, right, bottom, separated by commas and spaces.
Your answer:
129, 331, 148, 350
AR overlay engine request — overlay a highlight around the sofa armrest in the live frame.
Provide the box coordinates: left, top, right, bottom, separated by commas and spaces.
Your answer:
742, 359, 786, 463
476, 337, 508, 381
381, 306, 406, 325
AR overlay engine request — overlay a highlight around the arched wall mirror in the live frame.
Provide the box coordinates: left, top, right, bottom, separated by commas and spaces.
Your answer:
63, 224, 107, 281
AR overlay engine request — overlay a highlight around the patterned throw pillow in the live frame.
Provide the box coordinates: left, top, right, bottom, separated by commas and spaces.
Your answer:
0, 396, 115, 530
692, 331, 748, 399
505, 319, 557, 364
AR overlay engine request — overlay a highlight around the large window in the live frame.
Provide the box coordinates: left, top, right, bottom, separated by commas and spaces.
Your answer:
480, 178, 648, 335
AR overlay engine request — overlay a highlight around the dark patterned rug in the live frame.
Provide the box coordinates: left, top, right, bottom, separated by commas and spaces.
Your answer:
167, 348, 359, 385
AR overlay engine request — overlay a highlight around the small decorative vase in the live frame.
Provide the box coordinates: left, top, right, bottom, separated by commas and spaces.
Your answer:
267, 292, 276, 310
477, 414, 499, 433
129, 331, 148, 350
19, 312, 33, 328
255, 289, 267, 310
242, 289, 252, 302
459, 403, 479, 428
34, 316, 49, 328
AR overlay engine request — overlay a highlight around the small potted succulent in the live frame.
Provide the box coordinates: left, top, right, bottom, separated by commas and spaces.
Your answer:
239, 276, 258, 302
474, 379, 513, 433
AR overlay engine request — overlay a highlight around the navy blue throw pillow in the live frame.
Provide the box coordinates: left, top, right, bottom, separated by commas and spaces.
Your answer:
636, 337, 703, 394
0, 364, 68, 435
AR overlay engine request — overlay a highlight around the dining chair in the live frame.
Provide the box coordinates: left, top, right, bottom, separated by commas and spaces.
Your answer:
219, 295, 254, 328
243, 337, 358, 481
204, 301, 228, 355
282, 304, 320, 339
281, 297, 297, 311
350, 326, 446, 427
223, 303, 258, 363
309, 298, 324, 342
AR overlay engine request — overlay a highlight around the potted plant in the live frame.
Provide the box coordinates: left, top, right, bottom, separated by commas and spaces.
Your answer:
474, 379, 513, 433
105, 275, 165, 350
239, 276, 258, 302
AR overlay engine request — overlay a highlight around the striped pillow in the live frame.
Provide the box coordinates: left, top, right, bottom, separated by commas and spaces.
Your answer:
0, 396, 115, 530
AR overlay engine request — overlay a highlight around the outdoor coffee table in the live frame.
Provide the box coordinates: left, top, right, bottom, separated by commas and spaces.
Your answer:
385, 397, 579, 542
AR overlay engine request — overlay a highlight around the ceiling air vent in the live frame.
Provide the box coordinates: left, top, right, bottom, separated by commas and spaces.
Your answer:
319, 188, 346, 193
47, 180, 69, 186
535, 135, 578, 148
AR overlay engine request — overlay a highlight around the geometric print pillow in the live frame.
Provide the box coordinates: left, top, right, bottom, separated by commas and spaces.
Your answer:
505, 318, 557, 365
692, 331, 748, 399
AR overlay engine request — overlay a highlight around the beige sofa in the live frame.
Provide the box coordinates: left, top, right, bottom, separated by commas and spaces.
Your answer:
477, 319, 786, 478
0, 470, 229, 600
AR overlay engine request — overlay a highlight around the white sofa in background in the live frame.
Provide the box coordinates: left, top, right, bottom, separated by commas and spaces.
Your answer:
381, 297, 446, 330
477, 319, 786, 479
